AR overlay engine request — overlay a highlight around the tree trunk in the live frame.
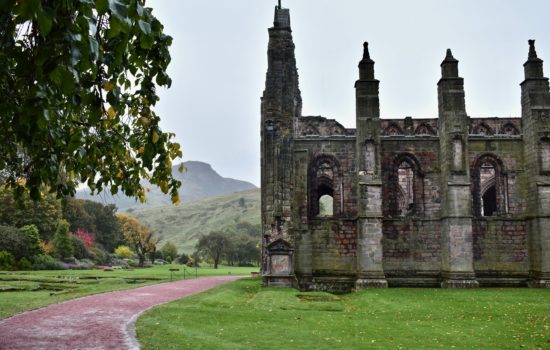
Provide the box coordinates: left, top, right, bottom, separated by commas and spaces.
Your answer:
138, 255, 145, 267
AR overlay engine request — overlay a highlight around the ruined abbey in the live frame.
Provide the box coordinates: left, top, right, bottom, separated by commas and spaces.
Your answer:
261, 5, 550, 290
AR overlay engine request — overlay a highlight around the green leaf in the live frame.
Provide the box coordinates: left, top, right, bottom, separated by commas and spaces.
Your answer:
138, 20, 151, 35
89, 36, 99, 61
36, 12, 53, 37
108, 0, 128, 20
95, 0, 109, 14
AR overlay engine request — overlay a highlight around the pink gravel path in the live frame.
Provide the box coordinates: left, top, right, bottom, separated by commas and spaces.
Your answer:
0, 275, 243, 350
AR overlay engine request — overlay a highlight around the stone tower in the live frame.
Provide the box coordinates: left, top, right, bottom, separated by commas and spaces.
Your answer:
521, 40, 550, 288
261, 4, 302, 287
437, 50, 478, 288
354, 43, 387, 288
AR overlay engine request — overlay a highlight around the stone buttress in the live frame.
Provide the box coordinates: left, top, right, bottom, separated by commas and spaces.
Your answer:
354, 43, 387, 288
261, 5, 302, 287
521, 40, 550, 288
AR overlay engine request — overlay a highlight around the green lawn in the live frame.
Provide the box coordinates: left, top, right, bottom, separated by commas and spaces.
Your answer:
0, 265, 257, 319
137, 278, 549, 350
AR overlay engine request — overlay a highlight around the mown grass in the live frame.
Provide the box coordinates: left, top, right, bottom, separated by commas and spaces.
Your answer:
137, 278, 549, 350
0, 265, 257, 319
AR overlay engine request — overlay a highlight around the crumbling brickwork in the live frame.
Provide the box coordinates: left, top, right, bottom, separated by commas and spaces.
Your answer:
261, 5, 550, 290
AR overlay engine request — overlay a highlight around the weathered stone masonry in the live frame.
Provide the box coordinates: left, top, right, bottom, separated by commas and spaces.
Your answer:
261, 5, 550, 290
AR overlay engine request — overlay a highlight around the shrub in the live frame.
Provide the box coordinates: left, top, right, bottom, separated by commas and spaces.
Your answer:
178, 253, 189, 265
109, 257, 129, 268
115, 245, 133, 259
75, 229, 94, 249
17, 257, 32, 270
63, 258, 94, 270
0, 250, 16, 270
161, 242, 178, 261
0, 225, 45, 260
40, 241, 55, 255
53, 220, 73, 260
89, 246, 110, 265
72, 235, 90, 260
32, 255, 65, 270
166, 256, 173, 264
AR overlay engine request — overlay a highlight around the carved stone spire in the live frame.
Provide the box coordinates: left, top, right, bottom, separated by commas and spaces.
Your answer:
524, 39, 544, 80
528, 39, 539, 60
441, 48, 459, 78
358, 42, 375, 80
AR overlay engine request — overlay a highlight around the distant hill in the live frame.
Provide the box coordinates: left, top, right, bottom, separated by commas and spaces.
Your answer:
76, 161, 257, 211
130, 188, 260, 253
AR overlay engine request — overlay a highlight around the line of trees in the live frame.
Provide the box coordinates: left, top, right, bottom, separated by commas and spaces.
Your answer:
0, 185, 164, 270
194, 222, 261, 269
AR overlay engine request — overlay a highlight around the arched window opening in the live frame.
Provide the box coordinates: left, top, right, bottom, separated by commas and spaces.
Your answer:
398, 162, 414, 214
308, 155, 341, 219
318, 194, 334, 217
482, 185, 497, 216
384, 153, 424, 217
472, 154, 507, 217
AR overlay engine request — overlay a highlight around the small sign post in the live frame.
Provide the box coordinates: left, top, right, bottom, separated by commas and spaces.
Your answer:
169, 268, 179, 281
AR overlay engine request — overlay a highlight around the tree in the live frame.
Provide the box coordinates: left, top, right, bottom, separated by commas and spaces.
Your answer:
0, 224, 43, 260
63, 198, 120, 251
195, 231, 230, 269
53, 219, 73, 261
0, 186, 63, 241
160, 241, 178, 262
116, 213, 156, 267
0, 0, 182, 203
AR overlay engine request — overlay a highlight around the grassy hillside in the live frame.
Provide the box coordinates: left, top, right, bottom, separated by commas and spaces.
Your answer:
76, 161, 257, 211
131, 188, 260, 253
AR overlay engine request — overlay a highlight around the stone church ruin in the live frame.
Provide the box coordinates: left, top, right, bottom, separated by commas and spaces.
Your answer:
261, 4, 550, 291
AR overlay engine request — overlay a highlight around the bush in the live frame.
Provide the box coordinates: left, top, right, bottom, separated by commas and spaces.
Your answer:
32, 255, 65, 270
17, 257, 33, 270
178, 253, 189, 265
63, 258, 94, 270
72, 235, 90, 260
109, 257, 129, 268
0, 250, 16, 270
0, 225, 43, 260
115, 245, 133, 259
89, 245, 110, 265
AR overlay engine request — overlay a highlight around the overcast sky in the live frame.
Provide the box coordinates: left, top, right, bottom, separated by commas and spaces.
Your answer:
147, 0, 550, 187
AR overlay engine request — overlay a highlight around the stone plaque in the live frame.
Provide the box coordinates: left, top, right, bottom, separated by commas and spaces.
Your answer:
270, 255, 291, 275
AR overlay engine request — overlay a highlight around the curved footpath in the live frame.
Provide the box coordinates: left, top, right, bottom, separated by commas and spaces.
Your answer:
0, 275, 243, 350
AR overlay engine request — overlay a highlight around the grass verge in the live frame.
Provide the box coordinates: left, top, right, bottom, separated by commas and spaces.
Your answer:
137, 278, 549, 350
0, 265, 257, 319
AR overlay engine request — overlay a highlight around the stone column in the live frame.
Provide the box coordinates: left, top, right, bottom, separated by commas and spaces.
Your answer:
354, 43, 387, 288
520, 40, 550, 288
437, 49, 478, 288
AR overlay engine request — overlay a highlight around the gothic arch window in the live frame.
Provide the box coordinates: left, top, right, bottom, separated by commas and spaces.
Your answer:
499, 122, 520, 136
414, 123, 437, 136
471, 154, 508, 217
383, 123, 404, 136
473, 122, 494, 136
308, 155, 341, 218
384, 153, 425, 217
